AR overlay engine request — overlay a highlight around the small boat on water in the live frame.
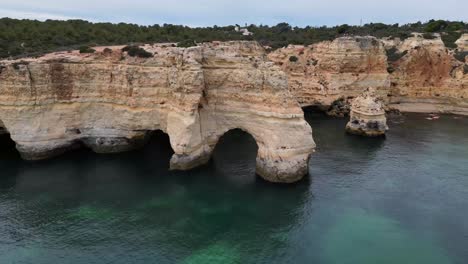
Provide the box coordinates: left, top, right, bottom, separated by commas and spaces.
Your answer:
426, 114, 440, 120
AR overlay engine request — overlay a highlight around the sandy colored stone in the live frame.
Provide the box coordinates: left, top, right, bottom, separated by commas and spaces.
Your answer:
269, 34, 468, 115
268, 36, 390, 107
387, 35, 468, 115
346, 87, 388, 137
455, 34, 468, 51
0, 41, 316, 183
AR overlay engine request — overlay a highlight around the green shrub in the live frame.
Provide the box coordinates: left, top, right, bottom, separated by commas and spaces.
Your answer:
386, 47, 408, 62
177, 39, 197, 48
0, 18, 466, 59
422, 33, 436, 40
79, 46, 95, 53
398, 32, 412, 40
425, 20, 448, 32
442, 32, 462, 49
454, 51, 468, 62
446, 22, 464, 32
122, 45, 153, 58
337, 24, 350, 34
289, 55, 298, 62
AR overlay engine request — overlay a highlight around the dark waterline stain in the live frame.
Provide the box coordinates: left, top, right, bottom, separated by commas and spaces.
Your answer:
0, 112, 467, 264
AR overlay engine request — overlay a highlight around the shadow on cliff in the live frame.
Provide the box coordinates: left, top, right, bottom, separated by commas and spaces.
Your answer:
0, 133, 22, 189
0, 133, 20, 159
0, 130, 175, 196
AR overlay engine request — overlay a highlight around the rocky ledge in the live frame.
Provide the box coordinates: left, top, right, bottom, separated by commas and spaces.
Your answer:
269, 34, 468, 116
346, 88, 388, 137
0, 41, 316, 183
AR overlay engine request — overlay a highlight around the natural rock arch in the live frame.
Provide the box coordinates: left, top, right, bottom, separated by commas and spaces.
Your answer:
211, 128, 258, 169
207, 126, 312, 183
0, 41, 315, 183
210, 127, 259, 166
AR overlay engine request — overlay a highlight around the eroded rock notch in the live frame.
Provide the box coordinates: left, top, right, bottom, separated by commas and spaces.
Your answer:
0, 42, 316, 183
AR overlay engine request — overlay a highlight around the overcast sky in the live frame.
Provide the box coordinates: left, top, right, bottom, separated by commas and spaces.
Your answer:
0, 0, 467, 27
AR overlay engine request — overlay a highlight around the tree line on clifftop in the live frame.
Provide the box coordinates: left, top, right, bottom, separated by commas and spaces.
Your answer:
0, 18, 467, 59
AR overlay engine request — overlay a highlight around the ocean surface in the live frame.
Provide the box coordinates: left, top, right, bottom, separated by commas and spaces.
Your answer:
0, 111, 467, 264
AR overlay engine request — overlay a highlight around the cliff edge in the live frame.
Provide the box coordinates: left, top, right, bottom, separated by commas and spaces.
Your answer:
269, 34, 468, 115
0, 41, 316, 183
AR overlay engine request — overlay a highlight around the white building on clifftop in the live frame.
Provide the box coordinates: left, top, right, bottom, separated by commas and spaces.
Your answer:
234, 26, 253, 36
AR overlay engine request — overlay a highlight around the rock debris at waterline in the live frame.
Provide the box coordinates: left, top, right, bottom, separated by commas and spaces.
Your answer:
346, 88, 388, 137
268, 35, 468, 116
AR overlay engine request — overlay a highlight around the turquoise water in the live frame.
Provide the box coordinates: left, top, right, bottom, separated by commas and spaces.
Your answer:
0, 112, 467, 264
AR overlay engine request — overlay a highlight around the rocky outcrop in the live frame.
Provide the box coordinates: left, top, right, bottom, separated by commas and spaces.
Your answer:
268, 36, 390, 108
0, 42, 315, 183
326, 97, 352, 117
456, 34, 468, 51
269, 35, 468, 116
387, 35, 468, 115
346, 88, 388, 136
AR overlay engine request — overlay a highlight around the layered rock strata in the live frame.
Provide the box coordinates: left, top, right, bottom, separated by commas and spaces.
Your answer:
269, 35, 468, 115
268, 36, 390, 108
0, 42, 316, 183
346, 88, 388, 137
455, 34, 468, 51
387, 35, 468, 115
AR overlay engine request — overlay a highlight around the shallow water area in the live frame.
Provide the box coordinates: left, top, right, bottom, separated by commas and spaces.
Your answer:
0, 112, 467, 264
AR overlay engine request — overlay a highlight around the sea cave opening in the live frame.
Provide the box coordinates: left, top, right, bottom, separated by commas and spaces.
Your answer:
211, 128, 259, 184
140, 130, 174, 169
0, 123, 20, 159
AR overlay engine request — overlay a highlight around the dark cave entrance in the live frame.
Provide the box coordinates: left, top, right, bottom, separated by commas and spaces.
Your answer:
211, 128, 259, 183
140, 130, 175, 169
0, 125, 20, 159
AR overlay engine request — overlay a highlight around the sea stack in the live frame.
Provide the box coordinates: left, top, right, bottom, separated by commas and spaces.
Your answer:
346, 87, 388, 137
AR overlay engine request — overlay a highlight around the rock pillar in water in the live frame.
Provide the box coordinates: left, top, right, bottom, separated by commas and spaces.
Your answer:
346, 87, 388, 136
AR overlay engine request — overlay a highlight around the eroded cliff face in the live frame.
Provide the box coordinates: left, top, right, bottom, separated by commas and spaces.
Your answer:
0, 42, 315, 183
387, 35, 468, 114
346, 88, 388, 137
268, 35, 468, 115
268, 36, 390, 107
455, 34, 468, 51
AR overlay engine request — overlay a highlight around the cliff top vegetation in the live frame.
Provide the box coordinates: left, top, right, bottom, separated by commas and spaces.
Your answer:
0, 18, 466, 59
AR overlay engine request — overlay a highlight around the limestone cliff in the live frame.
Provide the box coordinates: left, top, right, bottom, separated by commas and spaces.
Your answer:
387, 35, 468, 115
0, 42, 315, 183
346, 88, 388, 137
268, 36, 390, 108
268, 35, 468, 115
455, 34, 468, 51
